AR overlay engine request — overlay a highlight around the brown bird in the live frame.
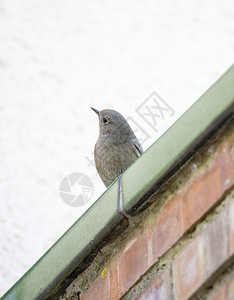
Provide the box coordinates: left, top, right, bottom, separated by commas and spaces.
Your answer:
91, 107, 143, 187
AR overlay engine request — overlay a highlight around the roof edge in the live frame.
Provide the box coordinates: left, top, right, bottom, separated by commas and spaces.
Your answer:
2, 65, 234, 300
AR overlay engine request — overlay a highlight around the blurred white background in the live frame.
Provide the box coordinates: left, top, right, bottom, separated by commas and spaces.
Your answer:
0, 0, 233, 296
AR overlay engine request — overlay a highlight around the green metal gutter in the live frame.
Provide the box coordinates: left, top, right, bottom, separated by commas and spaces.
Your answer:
1, 184, 121, 300
123, 65, 234, 211
2, 65, 234, 300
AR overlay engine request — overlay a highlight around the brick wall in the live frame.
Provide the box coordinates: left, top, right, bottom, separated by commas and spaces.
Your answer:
59, 121, 234, 300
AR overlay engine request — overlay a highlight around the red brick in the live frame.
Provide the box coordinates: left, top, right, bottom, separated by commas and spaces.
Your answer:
228, 276, 234, 300
208, 285, 227, 300
80, 271, 110, 300
137, 269, 171, 300
229, 199, 234, 255
230, 134, 234, 183
118, 234, 148, 294
182, 166, 222, 230
151, 194, 182, 261
109, 264, 124, 300
215, 137, 234, 192
146, 228, 155, 267
173, 205, 229, 300
173, 234, 205, 300
208, 276, 234, 300
202, 206, 228, 278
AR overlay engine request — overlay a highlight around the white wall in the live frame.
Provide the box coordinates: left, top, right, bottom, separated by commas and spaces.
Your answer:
0, 0, 233, 296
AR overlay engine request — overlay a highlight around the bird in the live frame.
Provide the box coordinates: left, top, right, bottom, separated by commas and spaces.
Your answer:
91, 107, 143, 187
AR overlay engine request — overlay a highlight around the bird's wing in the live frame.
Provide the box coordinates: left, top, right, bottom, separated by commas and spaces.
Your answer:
131, 138, 144, 157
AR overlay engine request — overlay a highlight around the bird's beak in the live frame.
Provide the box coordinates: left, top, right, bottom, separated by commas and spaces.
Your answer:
91, 107, 99, 116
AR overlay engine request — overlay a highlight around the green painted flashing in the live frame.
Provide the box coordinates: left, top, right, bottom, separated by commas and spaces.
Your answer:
2, 66, 234, 300
2, 183, 119, 300
123, 65, 234, 211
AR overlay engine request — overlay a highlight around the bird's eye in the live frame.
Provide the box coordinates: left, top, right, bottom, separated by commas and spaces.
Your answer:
102, 117, 108, 124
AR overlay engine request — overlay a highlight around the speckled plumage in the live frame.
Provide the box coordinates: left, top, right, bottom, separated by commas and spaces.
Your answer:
92, 108, 143, 187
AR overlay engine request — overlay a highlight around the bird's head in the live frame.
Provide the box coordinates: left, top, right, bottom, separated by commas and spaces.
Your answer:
91, 107, 133, 143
